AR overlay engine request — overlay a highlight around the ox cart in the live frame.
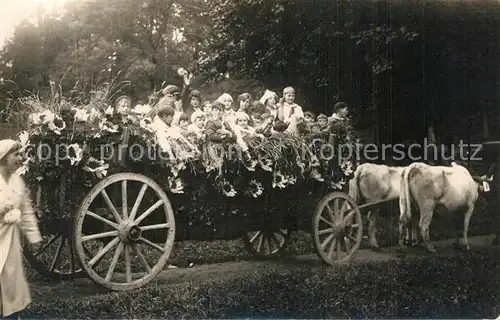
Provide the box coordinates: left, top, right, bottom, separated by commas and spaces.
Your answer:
19, 108, 365, 291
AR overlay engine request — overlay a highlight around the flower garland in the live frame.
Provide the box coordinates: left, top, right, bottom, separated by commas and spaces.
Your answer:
15, 96, 358, 225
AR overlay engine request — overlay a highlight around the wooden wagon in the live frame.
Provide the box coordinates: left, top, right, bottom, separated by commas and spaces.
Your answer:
20, 116, 365, 291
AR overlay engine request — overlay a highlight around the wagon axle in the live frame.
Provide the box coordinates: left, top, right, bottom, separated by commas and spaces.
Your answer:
118, 220, 142, 242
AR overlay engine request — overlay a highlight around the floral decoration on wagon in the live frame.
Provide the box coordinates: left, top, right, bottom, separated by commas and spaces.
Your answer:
11, 82, 358, 225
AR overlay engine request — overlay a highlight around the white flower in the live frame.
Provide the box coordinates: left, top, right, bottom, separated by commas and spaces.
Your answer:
83, 157, 109, 179
341, 160, 354, 176
68, 143, 83, 165
48, 115, 66, 134
18, 131, 29, 148
177, 67, 188, 77
221, 180, 237, 197
272, 172, 288, 189
331, 179, 345, 190
99, 120, 119, 133
31, 110, 55, 125
105, 105, 114, 116
139, 117, 154, 132
286, 175, 297, 185
310, 168, 324, 182
15, 159, 29, 176
168, 177, 184, 194
245, 159, 258, 171
89, 108, 102, 122
258, 157, 273, 172
245, 179, 264, 198
74, 108, 90, 122
4, 208, 21, 224
132, 104, 152, 115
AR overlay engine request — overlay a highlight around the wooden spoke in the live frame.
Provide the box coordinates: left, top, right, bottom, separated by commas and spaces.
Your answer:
139, 237, 165, 253
134, 200, 164, 225
34, 234, 60, 257
318, 228, 334, 235
321, 233, 335, 251
133, 244, 151, 273
270, 232, 282, 250
327, 238, 337, 259
264, 233, 273, 254
82, 230, 119, 242
86, 210, 119, 229
124, 244, 132, 283
101, 189, 123, 223
336, 238, 342, 260
325, 203, 335, 223
105, 242, 124, 281
89, 237, 120, 267
129, 184, 148, 221
343, 237, 352, 252
339, 200, 349, 217
69, 239, 76, 274
256, 233, 265, 252
49, 236, 65, 272
332, 198, 340, 220
140, 223, 169, 231
343, 210, 356, 224
122, 180, 128, 219
346, 234, 357, 243
249, 231, 261, 243
320, 216, 334, 227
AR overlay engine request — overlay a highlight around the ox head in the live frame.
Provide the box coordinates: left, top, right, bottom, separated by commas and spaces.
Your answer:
471, 174, 494, 193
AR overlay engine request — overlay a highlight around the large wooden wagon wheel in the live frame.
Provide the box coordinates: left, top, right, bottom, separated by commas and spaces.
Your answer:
23, 174, 84, 280
312, 191, 363, 265
242, 228, 290, 259
73, 173, 175, 291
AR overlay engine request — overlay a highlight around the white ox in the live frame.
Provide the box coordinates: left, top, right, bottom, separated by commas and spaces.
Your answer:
398, 162, 490, 253
348, 163, 418, 251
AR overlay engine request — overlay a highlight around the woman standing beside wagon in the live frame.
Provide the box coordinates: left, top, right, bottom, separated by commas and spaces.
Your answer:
0, 140, 42, 319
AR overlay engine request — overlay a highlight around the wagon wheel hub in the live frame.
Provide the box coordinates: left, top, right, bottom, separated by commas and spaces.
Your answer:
333, 222, 347, 237
118, 220, 142, 242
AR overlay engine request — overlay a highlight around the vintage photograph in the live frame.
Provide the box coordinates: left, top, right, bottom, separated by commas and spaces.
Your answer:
0, 0, 499, 318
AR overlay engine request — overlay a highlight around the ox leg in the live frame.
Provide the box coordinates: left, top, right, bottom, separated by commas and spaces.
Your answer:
367, 209, 381, 252
419, 205, 436, 253
397, 213, 410, 255
405, 213, 420, 247
460, 205, 474, 251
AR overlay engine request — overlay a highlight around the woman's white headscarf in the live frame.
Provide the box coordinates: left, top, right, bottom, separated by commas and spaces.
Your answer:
216, 93, 233, 103
0, 139, 18, 162
259, 89, 278, 105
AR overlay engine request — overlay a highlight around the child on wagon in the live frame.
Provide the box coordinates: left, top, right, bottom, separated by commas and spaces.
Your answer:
279, 86, 304, 124
216, 93, 236, 123
316, 114, 330, 132
204, 102, 252, 164
235, 112, 257, 138
237, 93, 252, 113
186, 110, 206, 141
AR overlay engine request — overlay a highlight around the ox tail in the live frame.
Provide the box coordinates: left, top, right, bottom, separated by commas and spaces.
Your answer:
348, 165, 362, 204
399, 163, 415, 225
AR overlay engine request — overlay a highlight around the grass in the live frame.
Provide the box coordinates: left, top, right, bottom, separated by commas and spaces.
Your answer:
23, 247, 500, 319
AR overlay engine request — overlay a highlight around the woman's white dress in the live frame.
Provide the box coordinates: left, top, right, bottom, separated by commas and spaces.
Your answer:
0, 173, 42, 316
